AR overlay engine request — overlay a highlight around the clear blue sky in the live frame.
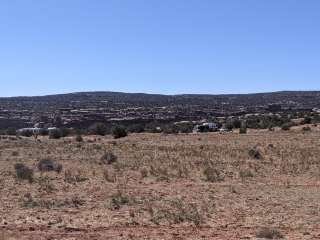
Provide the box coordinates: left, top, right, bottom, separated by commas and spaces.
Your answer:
1, 0, 320, 97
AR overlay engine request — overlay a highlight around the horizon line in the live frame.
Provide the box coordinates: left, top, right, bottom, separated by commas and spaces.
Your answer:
1, 89, 320, 98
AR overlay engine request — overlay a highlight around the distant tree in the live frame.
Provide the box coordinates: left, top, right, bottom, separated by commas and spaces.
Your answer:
89, 123, 107, 136
302, 116, 312, 125
60, 128, 70, 137
225, 122, 234, 130
239, 121, 247, 134
39, 128, 49, 136
177, 122, 194, 133
232, 119, 242, 129
6, 127, 16, 136
20, 130, 33, 137
127, 124, 145, 133
49, 129, 62, 139
162, 124, 179, 134
281, 122, 294, 131
53, 115, 63, 127
112, 126, 127, 139
75, 135, 83, 142
145, 121, 162, 133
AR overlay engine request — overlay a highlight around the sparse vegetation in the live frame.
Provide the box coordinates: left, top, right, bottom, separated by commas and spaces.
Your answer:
2, 130, 319, 239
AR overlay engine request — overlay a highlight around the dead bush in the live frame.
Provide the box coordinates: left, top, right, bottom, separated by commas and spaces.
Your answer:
22, 193, 38, 208
239, 169, 254, 179
37, 159, 62, 173
101, 151, 117, 165
14, 163, 33, 183
140, 167, 149, 178
256, 227, 284, 239
103, 169, 116, 182
203, 166, 224, 182
64, 169, 88, 184
149, 199, 204, 226
249, 148, 262, 159
38, 176, 55, 193
109, 190, 130, 210
12, 151, 19, 156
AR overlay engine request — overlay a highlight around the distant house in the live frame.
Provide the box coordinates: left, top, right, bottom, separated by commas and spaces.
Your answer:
17, 128, 43, 135
193, 122, 218, 133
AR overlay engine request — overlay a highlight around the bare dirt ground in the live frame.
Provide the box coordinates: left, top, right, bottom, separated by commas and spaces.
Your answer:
1, 129, 320, 239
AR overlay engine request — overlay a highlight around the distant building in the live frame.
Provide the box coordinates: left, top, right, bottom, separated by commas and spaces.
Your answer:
193, 122, 218, 133
17, 128, 43, 135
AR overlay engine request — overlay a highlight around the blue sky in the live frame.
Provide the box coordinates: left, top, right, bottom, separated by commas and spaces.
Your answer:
0, 0, 320, 96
